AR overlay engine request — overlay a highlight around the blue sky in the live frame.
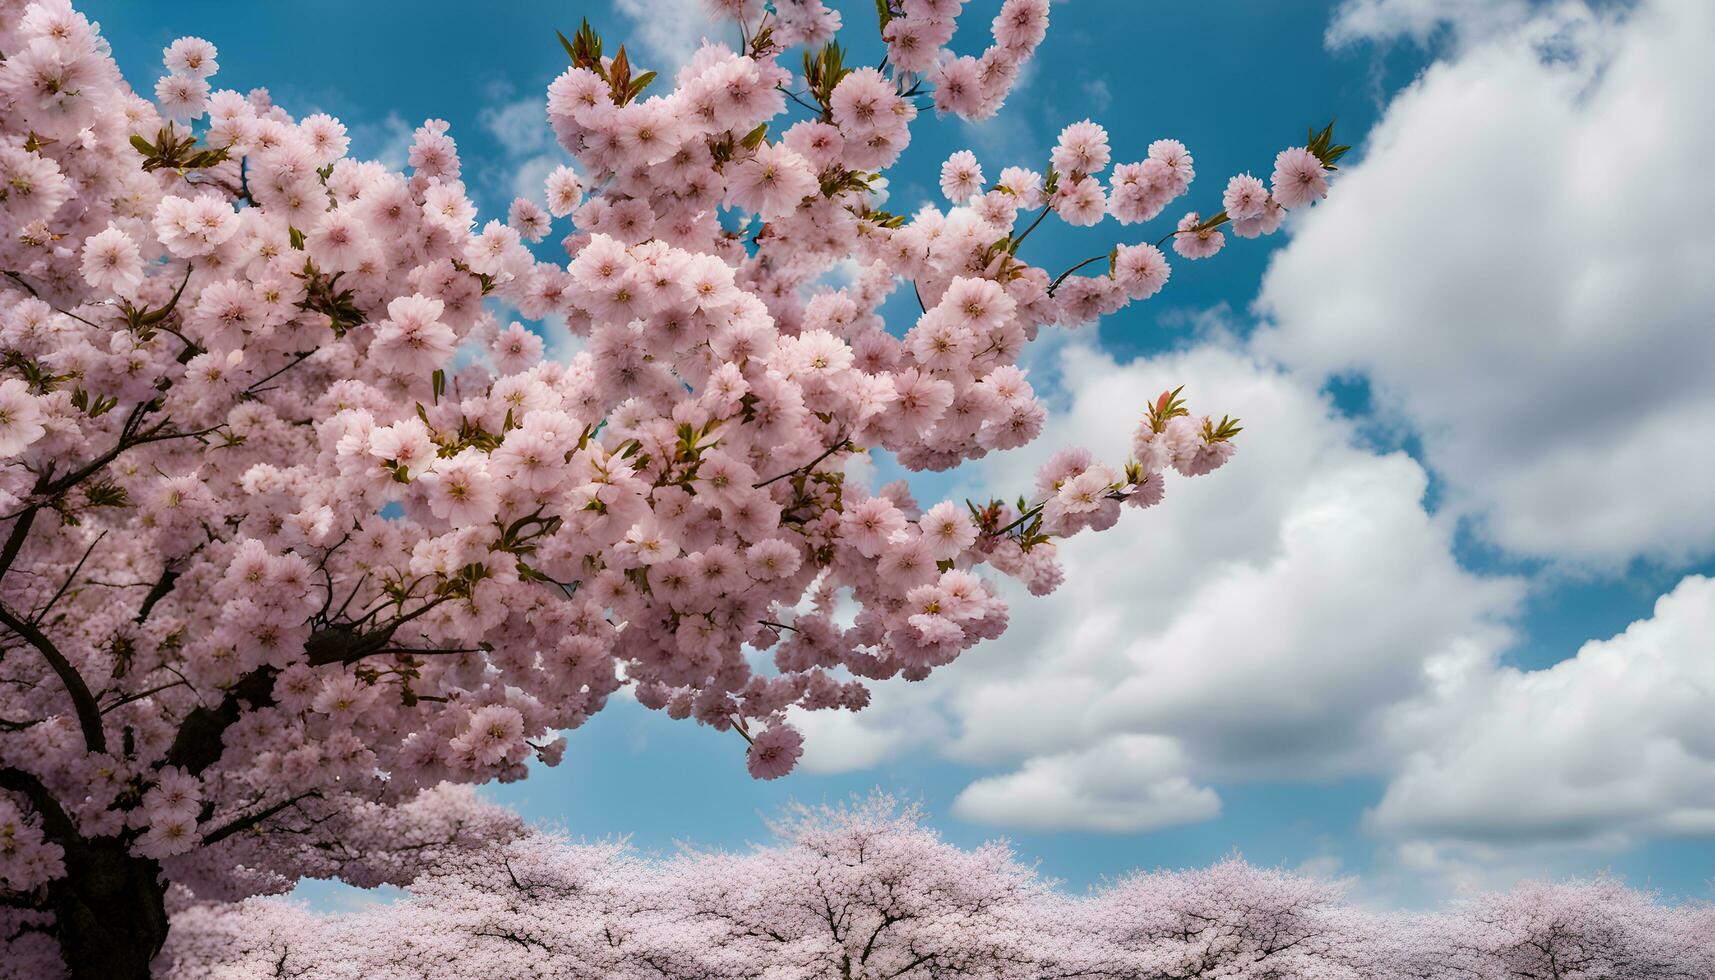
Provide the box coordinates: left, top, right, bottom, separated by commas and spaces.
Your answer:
83, 0, 1715, 906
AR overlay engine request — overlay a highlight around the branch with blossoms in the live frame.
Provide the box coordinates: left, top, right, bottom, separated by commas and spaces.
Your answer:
0, 1, 1342, 975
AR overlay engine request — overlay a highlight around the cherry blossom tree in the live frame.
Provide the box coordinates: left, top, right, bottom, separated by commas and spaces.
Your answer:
155, 802, 1715, 980
1393, 878, 1715, 980
1080, 857, 1382, 979
666, 795, 1069, 978
0, 0, 1347, 974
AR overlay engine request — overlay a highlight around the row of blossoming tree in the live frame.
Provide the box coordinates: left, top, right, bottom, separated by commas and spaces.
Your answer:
1, 0, 1349, 974
134, 794, 1715, 980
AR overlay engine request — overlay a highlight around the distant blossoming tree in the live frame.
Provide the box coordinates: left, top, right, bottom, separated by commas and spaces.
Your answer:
0, 0, 1347, 974
1082, 858, 1383, 978
155, 797, 1715, 980
1396, 877, 1715, 980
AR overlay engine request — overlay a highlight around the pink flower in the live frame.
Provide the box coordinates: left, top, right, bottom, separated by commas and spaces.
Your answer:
930, 56, 986, 118
727, 141, 817, 218
508, 197, 551, 242
1172, 212, 1225, 260
134, 814, 200, 859
937, 277, 1017, 335
746, 538, 803, 581
370, 293, 455, 375
0, 379, 46, 458
939, 150, 985, 203
1148, 138, 1195, 192
80, 226, 144, 296
841, 496, 907, 558
919, 501, 977, 560
995, 166, 1044, 208
154, 195, 239, 257
155, 73, 210, 121
1232, 197, 1286, 239
544, 165, 584, 217
453, 705, 527, 769
1108, 159, 1180, 224
1222, 173, 1269, 221
1113, 243, 1171, 300
782, 120, 846, 171
305, 207, 372, 273
1051, 119, 1111, 176
369, 418, 435, 476
1052, 174, 1107, 226
422, 449, 499, 525
163, 36, 218, 77
745, 724, 804, 779
1271, 146, 1329, 208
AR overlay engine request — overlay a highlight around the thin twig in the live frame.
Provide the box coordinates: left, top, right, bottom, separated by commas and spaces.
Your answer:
755, 433, 849, 488
1046, 253, 1108, 296
33, 529, 107, 625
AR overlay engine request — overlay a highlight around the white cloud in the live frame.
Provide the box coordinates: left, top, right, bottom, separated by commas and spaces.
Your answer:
1326, 0, 1536, 47
796, 689, 950, 774
1368, 574, 1715, 849
478, 93, 564, 205
1081, 79, 1113, 113
508, 154, 562, 209
349, 112, 414, 173
952, 736, 1220, 833
1257, 0, 1715, 569
480, 94, 550, 159
943, 344, 1522, 781
613, 0, 723, 75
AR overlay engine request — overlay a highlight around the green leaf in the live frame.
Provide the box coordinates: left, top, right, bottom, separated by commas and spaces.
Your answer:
129, 134, 156, 156
85, 480, 130, 509
557, 29, 578, 62
740, 123, 768, 150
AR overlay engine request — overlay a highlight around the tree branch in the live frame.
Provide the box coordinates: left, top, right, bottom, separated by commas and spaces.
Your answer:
199, 791, 321, 846
755, 432, 850, 488
33, 529, 106, 626
0, 766, 80, 844
0, 601, 106, 753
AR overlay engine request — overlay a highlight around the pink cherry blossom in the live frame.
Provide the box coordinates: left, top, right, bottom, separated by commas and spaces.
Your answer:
743, 723, 803, 779
1272, 144, 1330, 208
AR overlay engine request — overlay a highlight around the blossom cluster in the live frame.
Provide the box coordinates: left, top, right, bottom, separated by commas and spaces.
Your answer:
0, 0, 1341, 972
150, 796, 1715, 980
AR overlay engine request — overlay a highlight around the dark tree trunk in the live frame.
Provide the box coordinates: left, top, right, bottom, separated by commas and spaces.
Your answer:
49, 838, 168, 980
18, 628, 383, 978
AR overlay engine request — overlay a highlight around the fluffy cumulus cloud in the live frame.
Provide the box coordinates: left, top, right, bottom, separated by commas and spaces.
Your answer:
953, 735, 1220, 833
1326, 0, 1536, 47
478, 92, 563, 205
1258, 0, 1715, 568
1369, 574, 1715, 849
613, 0, 722, 73
799, 337, 1522, 833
